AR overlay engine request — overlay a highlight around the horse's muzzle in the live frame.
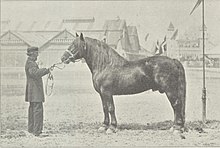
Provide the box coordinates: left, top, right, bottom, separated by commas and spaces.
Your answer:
61, 56, 70, 64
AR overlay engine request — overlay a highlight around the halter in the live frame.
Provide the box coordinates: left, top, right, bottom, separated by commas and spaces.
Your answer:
65, 49, 76, 59
65, 42, 86, 63
45, 43, 86, 96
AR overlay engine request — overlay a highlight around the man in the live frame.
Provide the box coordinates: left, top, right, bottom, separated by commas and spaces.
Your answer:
25, 46, 52, 137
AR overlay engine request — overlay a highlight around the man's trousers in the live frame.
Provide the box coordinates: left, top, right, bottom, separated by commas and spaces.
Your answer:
28, 102, 43, 136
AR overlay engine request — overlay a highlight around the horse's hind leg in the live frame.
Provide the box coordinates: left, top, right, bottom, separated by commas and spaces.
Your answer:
166, 90, 185, 131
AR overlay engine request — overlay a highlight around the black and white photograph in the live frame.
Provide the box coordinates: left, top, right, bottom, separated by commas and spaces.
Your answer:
1, 0, 220, 147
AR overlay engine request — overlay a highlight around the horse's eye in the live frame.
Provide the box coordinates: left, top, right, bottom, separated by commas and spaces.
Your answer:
68, 44, 75, 52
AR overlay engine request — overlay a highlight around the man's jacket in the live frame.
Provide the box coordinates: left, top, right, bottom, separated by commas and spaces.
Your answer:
25, 57, 49, 102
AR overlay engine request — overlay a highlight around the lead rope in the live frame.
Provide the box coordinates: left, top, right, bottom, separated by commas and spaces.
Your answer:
45, 56, 82, 96
45, 62, 65, 96
45, 72, 54, 96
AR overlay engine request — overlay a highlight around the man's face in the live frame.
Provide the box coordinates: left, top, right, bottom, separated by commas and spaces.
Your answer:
32, 51, 39, 57
30, 51, 39, 61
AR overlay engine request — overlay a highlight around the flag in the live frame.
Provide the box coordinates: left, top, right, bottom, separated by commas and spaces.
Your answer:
161, 36, 167, 52
161, 36, 166, 46
145, 33, 149, 42
155, 37, 167, 56
171, 29, 178, 40
190, 0, 202, 15
102, 29, 108, 43
154, 40, 160, 55
204, 54, 214, 61
204, 54, 214, 66
162, 42, 167, 52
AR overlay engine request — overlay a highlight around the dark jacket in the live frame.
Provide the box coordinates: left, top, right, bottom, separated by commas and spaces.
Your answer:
25, 57, 49, 102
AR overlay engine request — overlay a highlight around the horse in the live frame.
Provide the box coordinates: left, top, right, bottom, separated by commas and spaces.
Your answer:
61, 33, 186, 134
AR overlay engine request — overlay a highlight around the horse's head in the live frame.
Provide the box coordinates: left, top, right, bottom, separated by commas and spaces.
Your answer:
61, 33, 86, 64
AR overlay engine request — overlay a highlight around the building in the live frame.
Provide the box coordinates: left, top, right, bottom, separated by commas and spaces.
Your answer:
1, 18, 149, 70
165, 22, 215, 62
206, 44, 220, 67
124, 26, 148, 60
166, 22, 179, 58
0, 30, 67, 68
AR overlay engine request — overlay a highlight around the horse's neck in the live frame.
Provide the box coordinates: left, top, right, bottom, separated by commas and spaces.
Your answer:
84, 38, 127, 74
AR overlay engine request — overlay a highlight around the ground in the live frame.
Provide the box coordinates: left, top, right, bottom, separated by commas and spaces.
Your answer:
1, 63, 220, 147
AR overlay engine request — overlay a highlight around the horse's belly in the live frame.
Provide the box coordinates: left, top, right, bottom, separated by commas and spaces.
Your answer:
113, 76, 152, 95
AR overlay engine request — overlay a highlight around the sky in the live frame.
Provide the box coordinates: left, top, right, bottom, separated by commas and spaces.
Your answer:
1, 0, 220, 47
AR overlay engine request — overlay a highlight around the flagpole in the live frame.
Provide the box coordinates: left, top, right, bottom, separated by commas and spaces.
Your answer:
202, 0, 207, 123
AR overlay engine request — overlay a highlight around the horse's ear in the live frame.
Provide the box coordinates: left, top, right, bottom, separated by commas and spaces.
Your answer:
80, 33, 84, 41
76, 33, 79, 37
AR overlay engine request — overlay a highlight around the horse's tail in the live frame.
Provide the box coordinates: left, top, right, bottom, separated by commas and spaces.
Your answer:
173, 59, 186, 125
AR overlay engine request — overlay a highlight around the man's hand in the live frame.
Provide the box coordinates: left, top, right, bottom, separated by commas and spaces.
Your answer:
48, 65, 54, 72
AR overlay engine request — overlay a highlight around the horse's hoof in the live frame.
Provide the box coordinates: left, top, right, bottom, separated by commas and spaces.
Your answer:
180, 134, 186, 139
106, 128, 115, 134
106, 126, 117, 134
169, 127, 174, 132
171, 126, 184, 135
173, 129, 182, 135
98, 125, 108, 133
173, 129, 186, 139
172, 125, 184, 133
183, 127, 189, 132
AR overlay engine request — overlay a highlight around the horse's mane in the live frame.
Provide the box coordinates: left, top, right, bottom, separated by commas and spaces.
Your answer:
84, 37, 128, 72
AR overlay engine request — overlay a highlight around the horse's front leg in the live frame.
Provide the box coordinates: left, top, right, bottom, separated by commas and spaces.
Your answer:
98, 94, 110, 132
106, 95, 117, 134
100, 90, 117, 134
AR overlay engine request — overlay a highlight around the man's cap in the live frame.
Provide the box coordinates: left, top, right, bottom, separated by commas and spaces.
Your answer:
27, 46, 38, 56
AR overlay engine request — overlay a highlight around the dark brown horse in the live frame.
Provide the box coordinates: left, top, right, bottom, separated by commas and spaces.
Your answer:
61, 33, 186, 134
